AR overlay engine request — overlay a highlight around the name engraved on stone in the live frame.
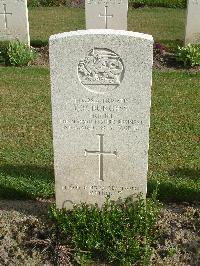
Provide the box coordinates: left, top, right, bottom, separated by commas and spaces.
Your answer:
78, 48, 124, 94
0, 3, 12, 30
99, 6, 113, 29
84, 134, 117, 181
62, 97, 143, 132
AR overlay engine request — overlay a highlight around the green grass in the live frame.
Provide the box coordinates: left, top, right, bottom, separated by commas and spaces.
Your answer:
29, 7, 185, 45
128, 7, 185, 42
0, 67, 53, 199
29, 7, 85, 42
1, 68, 199, 201
148, 71, 200, 202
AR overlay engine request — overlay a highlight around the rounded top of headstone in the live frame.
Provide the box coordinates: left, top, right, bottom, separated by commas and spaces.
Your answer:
49, 29, 153, 43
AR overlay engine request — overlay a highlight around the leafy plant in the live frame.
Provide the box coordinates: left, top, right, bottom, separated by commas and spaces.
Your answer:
50, 193, 161, 265
176, 44, 200, 67
7, 41, 37, 66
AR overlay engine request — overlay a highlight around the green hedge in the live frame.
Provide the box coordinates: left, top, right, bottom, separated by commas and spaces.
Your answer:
28, 0, 187, 8
129, 0, 187, 8
28, 0, 67, 7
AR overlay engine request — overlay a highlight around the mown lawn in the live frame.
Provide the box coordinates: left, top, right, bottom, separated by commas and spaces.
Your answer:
29, 7, 185, 44
1, 68, 53, 198
1, 68, 199, 201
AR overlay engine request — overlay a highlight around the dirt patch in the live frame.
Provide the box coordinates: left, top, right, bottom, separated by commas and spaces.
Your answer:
32, 46, 49, 67
0, 199, 199, 265
0, 199, 54, 265
152, 202, 200, 266
153, 51, 200, 73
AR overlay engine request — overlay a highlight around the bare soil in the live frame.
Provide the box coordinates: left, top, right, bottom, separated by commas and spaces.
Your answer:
0, 199, 199, 265
32, 46, 49, 67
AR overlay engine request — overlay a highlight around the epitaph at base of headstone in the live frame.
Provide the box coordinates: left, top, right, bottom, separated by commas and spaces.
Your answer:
185, 0, 200, 45
0, 0, 30, 44
50, 30, 153, 209
85, 0, 128, 30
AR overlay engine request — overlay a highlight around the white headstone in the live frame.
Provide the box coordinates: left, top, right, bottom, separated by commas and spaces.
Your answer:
0, 0, 30, 44
49, 30, 153, 209
85, 0, 128, 30
185, 0, 200, 45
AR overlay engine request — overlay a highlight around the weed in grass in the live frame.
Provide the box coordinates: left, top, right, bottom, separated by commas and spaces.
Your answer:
49, 194, 161, 265
167, 246, 176, 257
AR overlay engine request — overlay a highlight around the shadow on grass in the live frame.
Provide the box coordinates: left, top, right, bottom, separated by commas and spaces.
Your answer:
148, 168, 200, 203
168, 168, 200, 180
0, 164, 54, 200
31, 39, 49, 47
0, 197, 53, 218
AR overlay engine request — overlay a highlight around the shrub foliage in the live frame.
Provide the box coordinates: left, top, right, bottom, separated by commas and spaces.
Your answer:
50, 194, 161, 265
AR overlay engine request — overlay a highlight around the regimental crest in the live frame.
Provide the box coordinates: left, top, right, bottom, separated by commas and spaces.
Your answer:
78, 48, 124, 94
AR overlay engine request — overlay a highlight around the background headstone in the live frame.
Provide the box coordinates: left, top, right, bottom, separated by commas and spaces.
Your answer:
0, 0, 30, 44
85, 0, 128, 30
50, 30, 153, 209
185, 0, 200, 45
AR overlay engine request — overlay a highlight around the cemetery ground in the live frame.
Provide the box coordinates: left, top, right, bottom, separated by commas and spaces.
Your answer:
0, 6, 200, 266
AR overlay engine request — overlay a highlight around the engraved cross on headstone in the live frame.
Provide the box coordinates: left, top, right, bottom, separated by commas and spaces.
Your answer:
0, 4, 12, 30
85, 134, 117, 181
99, 6, 113, 29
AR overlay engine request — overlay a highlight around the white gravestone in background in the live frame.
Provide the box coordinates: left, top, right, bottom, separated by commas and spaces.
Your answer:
185, 0, 200, 45
0, 0, 30, 44
85, 0, 128, 30
50, 30, 153, 209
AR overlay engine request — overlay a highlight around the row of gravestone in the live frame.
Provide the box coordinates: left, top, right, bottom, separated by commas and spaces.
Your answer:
0, 0, 200, 45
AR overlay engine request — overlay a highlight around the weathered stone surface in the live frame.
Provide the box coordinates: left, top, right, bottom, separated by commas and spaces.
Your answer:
0, 0, 29, 44
49, 30, 153, 209
85, 0, 128, 30
185, 0, 200, 45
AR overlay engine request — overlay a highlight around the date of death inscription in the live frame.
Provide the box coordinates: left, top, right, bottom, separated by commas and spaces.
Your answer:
62, 184, 137, 197
62, 97, 143, 131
